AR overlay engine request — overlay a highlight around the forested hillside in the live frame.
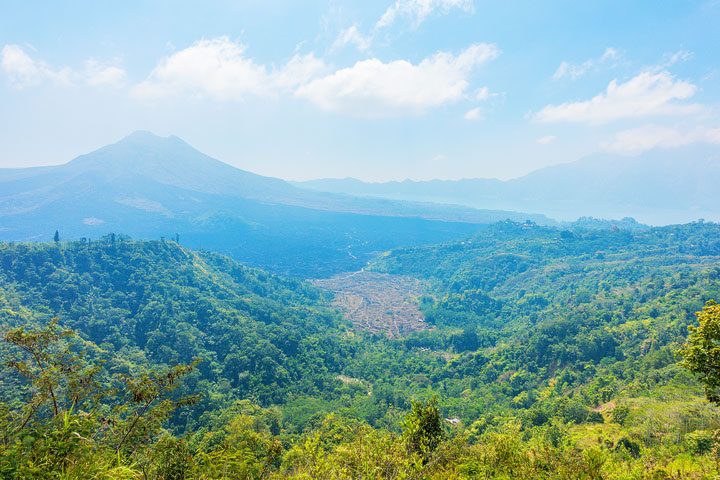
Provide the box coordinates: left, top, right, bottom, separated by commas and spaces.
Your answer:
0, 237, 354, 423
367, 222, 720, 425
2, 223, 720, 478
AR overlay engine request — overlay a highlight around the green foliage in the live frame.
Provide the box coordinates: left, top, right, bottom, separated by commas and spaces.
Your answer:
402, 397, 444, 460
0, 322, 197, 479
685, 430, 715, 455
3, 319, 103, 431
0, 238, 349, 420
681, 300, 720, 404
147, 436, 193, 480
2, 222, 720, 477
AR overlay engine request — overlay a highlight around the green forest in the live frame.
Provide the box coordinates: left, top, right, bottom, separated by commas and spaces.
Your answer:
2, 222, 720, 479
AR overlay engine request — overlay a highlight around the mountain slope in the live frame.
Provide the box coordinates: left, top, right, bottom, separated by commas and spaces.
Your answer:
0, 130, 549, 223
296, 145, 720, 224
0, 132, 550, 276
0, 238, 348, 410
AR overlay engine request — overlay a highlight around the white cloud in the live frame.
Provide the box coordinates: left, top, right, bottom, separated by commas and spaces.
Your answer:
133, 38, 270, 100
84, 60, 127, 87
295, 43, 499, 116
1, 44, 72, 87
474, 86, 491, 100
133, 37, 497, 116
536, 135, 556, 144
332, 25, 372, 52
601, 47, 620, 61
464, 107, 482, 120
602, 124, 720, 154
334, 0, 474, 52
1, 44, 126, 89
649, 50, 693, 72
534, 71, 701, 124
376, 0, 474, 30
273, 53, 329, 89
133, 37, 327, 101
552, 47, 619, 81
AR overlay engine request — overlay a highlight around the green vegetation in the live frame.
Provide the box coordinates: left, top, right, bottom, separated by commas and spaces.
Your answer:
681, 300, 720, 404
0, 237, 351, 421
1, 222, 720, 478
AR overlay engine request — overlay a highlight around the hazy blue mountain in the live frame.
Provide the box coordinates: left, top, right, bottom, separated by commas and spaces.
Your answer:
0, 132, 549, 276
296, 145, 720, 225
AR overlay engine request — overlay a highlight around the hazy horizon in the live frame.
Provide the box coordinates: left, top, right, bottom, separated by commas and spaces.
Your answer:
4, 129, 720, 187
2, 1, 719, 182
0, 129, 610, 183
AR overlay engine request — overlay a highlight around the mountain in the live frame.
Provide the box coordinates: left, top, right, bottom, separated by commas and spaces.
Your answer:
295, 145, 720, 225
0, 132, 550, 276
0, 131, 540, 222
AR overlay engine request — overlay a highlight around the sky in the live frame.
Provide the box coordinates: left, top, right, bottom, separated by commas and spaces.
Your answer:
1, 0, 719, 181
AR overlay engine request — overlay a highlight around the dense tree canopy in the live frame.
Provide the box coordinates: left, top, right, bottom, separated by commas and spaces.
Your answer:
1, 221, 720, 477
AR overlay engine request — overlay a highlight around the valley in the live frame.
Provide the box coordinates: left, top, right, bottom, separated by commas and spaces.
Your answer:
2, 134, 720, 479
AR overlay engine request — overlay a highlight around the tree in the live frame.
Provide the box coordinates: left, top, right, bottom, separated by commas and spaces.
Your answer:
53, 230, 60, 243
3, 318, 101, 430
680, 300, 720, 404
1, 320, 200, 477
402, 397, 444, 461
113, 361, 200, 455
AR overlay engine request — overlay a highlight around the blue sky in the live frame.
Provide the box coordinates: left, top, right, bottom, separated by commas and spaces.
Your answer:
1, 0, 718, 181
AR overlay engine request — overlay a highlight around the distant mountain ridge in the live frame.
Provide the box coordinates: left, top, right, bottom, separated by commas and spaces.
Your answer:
0, 131, 549, 225
295, 145, 720, 225
0, 131, 549, 276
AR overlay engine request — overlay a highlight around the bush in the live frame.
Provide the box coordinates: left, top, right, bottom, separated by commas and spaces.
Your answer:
611, 404, 630, 425
586, 410, 604, 424
614, 437, 641, 458
685, 430, 715, 455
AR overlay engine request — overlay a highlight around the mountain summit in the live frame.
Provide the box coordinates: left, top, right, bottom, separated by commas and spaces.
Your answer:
64, 131, 299, 201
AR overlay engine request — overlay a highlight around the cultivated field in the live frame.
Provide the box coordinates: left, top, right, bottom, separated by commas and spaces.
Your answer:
312, 271, 427, 337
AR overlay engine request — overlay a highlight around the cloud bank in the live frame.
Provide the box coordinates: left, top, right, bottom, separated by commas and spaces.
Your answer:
1, 44, 126, 88
132, 37, 326, 101
534, 71, 701, 124
132, 37, 498, 117
296, 43, 498, 116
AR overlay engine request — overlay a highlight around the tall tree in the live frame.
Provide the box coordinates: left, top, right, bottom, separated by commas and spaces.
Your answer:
402, 397, 445, 462
681, 300, 720, 404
